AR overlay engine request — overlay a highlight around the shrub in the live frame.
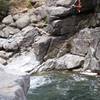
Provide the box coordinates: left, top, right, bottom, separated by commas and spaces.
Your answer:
0, 0, 9, 21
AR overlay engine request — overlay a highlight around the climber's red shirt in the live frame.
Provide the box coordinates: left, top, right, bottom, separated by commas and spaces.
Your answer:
75, 0, 82, 13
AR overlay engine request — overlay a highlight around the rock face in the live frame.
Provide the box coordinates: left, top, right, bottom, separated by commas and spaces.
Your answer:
5, 52, 40, 73
46, 0, 99, 35
33, 35, 51, 61
0, 71, 30, 100
0, 0, 100, 99
71, 27, 100, 72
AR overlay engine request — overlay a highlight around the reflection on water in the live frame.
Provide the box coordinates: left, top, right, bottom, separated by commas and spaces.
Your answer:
27, 72, 100, 100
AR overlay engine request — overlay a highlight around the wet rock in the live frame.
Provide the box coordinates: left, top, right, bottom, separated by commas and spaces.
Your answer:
2, 15, 14, 25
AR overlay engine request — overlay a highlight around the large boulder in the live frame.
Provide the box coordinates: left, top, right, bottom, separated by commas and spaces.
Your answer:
0, 26, 40, 51
47, 6, 71, 18
83, 47, 100, 73
47, 16, 77, 35
46, 12, 97, 35
5, 51, 40, 73
18, 26, 40, 49
71, 27, 100, 56
16, 15, 30, 29
46, 0, 99, 35
2, 15, 14, 25
0, 71, 30, 100
56, 0, 97, 10
33, 35, 51, 61
37, 54, 84, 72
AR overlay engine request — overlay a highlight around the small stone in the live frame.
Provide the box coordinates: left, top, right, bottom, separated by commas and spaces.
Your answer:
0, 57, 6, 65
2, 15, 14, 25
0, 51, 13, 59
2, 26, 20, 38
30, 14, 38, 23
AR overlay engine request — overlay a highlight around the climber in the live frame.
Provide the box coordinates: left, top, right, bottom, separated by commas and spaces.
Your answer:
75, 0, 82, 13
74, 0, 82, 13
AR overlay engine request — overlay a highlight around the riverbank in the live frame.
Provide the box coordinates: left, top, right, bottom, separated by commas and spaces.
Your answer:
27, 71, 100, 100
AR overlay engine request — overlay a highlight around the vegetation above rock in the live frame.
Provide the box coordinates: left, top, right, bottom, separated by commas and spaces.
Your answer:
0, 0, 9, 21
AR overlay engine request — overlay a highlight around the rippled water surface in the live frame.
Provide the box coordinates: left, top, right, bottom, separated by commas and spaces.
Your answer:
27, 72, 100, 100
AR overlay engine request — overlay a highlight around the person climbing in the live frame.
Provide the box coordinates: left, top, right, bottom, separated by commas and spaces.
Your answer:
74, 0, 82, 13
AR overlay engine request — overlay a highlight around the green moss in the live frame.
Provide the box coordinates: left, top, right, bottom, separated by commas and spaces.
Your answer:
26, 0, 32, 8
0, 0, 10, 21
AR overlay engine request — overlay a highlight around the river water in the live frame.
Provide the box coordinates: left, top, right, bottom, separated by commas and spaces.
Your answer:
27, 71, 100, 100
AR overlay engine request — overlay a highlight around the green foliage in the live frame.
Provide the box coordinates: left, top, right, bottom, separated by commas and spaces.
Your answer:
26, 0, 33, 9
0, 0, 10, 21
